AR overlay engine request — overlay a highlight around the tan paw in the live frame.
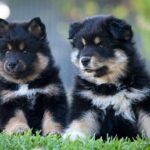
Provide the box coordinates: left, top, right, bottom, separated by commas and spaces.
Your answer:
42, 129, 62, 136
4, 123, 30, 134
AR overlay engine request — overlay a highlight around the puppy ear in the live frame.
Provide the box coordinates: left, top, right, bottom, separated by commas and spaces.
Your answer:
28, 17, 46, 39
69, 22, 82, 39
108, 17, 133, 41
0, 19, 9, 35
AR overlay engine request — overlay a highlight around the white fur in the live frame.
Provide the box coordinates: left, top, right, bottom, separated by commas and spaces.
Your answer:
1, 84, 61, 104
71, 50, 79, 67
63, 111, 99, 140
80, 72, 109, 84
16, 84, 60, 98
79, 88, 150, 122
63, 130, 86, 141
71, 49, 128, 85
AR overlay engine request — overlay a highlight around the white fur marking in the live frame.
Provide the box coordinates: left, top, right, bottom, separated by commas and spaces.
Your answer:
63, 111, 99, 140
1, 84, 61, 104
63, 130, 86, 141
71, 50, 79, 67
79, 88, 150, 122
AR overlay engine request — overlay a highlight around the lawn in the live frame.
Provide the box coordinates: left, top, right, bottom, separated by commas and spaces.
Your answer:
0, 131, 149, 150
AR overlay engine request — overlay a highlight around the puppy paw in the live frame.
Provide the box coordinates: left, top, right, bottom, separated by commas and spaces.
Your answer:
63, 130, 86, 141
15, 127, 29, 134
43, 130, 62, 136
4, 123, 30, 134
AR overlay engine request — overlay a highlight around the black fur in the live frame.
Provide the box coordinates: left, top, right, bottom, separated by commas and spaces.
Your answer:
67, 15, 150, 139
0, 18, 68, 134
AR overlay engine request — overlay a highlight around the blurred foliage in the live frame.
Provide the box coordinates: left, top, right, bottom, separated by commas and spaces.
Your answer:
54, 0, 150, 62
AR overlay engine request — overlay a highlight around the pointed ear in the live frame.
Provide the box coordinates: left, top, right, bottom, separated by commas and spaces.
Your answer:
69, 22, 82, 39
0, 19, 9, 35
107, 17, 133, 41
28, 17, 46, 39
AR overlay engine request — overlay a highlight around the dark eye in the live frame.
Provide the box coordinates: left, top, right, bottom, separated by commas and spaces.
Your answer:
77, 38, 86, 49
78, 41, 84, 49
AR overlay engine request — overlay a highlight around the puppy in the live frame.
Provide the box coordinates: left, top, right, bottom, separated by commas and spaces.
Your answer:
0, 18, 68, 135
63, 15, 150, 140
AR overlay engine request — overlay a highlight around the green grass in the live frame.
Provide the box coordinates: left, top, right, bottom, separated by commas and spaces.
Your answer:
0, 131, 149, 150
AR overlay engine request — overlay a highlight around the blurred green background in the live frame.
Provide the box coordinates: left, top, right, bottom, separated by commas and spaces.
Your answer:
0, 0, 150, 88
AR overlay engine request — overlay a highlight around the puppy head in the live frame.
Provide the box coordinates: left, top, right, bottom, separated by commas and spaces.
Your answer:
69, 15, 133, 83
0, 17, 50, 83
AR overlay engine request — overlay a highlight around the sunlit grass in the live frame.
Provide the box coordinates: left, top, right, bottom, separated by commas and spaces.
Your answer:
0, 130, 149, 150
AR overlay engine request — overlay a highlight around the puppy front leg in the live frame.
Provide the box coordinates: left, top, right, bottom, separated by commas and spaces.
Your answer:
4, 109, 30, 134
42, 93, 68, 136
63, 111, 100, 140
42, 110, 63, 136
138, 109, 150, 138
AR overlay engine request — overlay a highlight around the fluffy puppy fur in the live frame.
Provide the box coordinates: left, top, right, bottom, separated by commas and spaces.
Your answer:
63, 15, 150, 140
0, 18, 68, 135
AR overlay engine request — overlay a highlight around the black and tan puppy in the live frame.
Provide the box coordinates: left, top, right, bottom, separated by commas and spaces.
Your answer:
0, 18, 68, 135
63, 15, 150, 140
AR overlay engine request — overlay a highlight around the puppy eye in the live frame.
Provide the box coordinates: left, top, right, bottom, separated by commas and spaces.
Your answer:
94, 36, 101, 45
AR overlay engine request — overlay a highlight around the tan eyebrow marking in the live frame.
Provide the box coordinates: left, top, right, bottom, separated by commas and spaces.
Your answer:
94, 36, 101, 45
81, 38, 86, 46
7, 43, 12, 50
19, 42, 25, 50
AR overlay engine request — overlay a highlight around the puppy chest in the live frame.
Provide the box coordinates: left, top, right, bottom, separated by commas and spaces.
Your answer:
16, 84, 37, 99
79, 88, 149, 122
0, 84, 39, 106
1, 83, 60, 104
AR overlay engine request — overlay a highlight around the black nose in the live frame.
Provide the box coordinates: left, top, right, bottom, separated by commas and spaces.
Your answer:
6, 61, 18, 71
81, 57, 91, 67
5, 60, 26, 73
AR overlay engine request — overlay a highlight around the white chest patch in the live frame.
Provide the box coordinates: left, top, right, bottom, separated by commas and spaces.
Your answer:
16, 84, 37, 99
79, 88, 150, 122
1, 84, 61, 105
17, 84, 31, 97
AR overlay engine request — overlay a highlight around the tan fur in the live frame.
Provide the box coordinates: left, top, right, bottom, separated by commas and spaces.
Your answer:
81, 38, 86, 46
4, 110, 29, 134
80, 49, 128, 84
64, 111, 100, 139
0, 53, 49, 84
101, 50, 128, 83
138, 110, 150, 138
45, 84, 61, 96
19, 42, 25, 50
1, 90, 14, 101
94, 36, 101, 45
42, 111, 63, 136
7, 43, 12, 50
